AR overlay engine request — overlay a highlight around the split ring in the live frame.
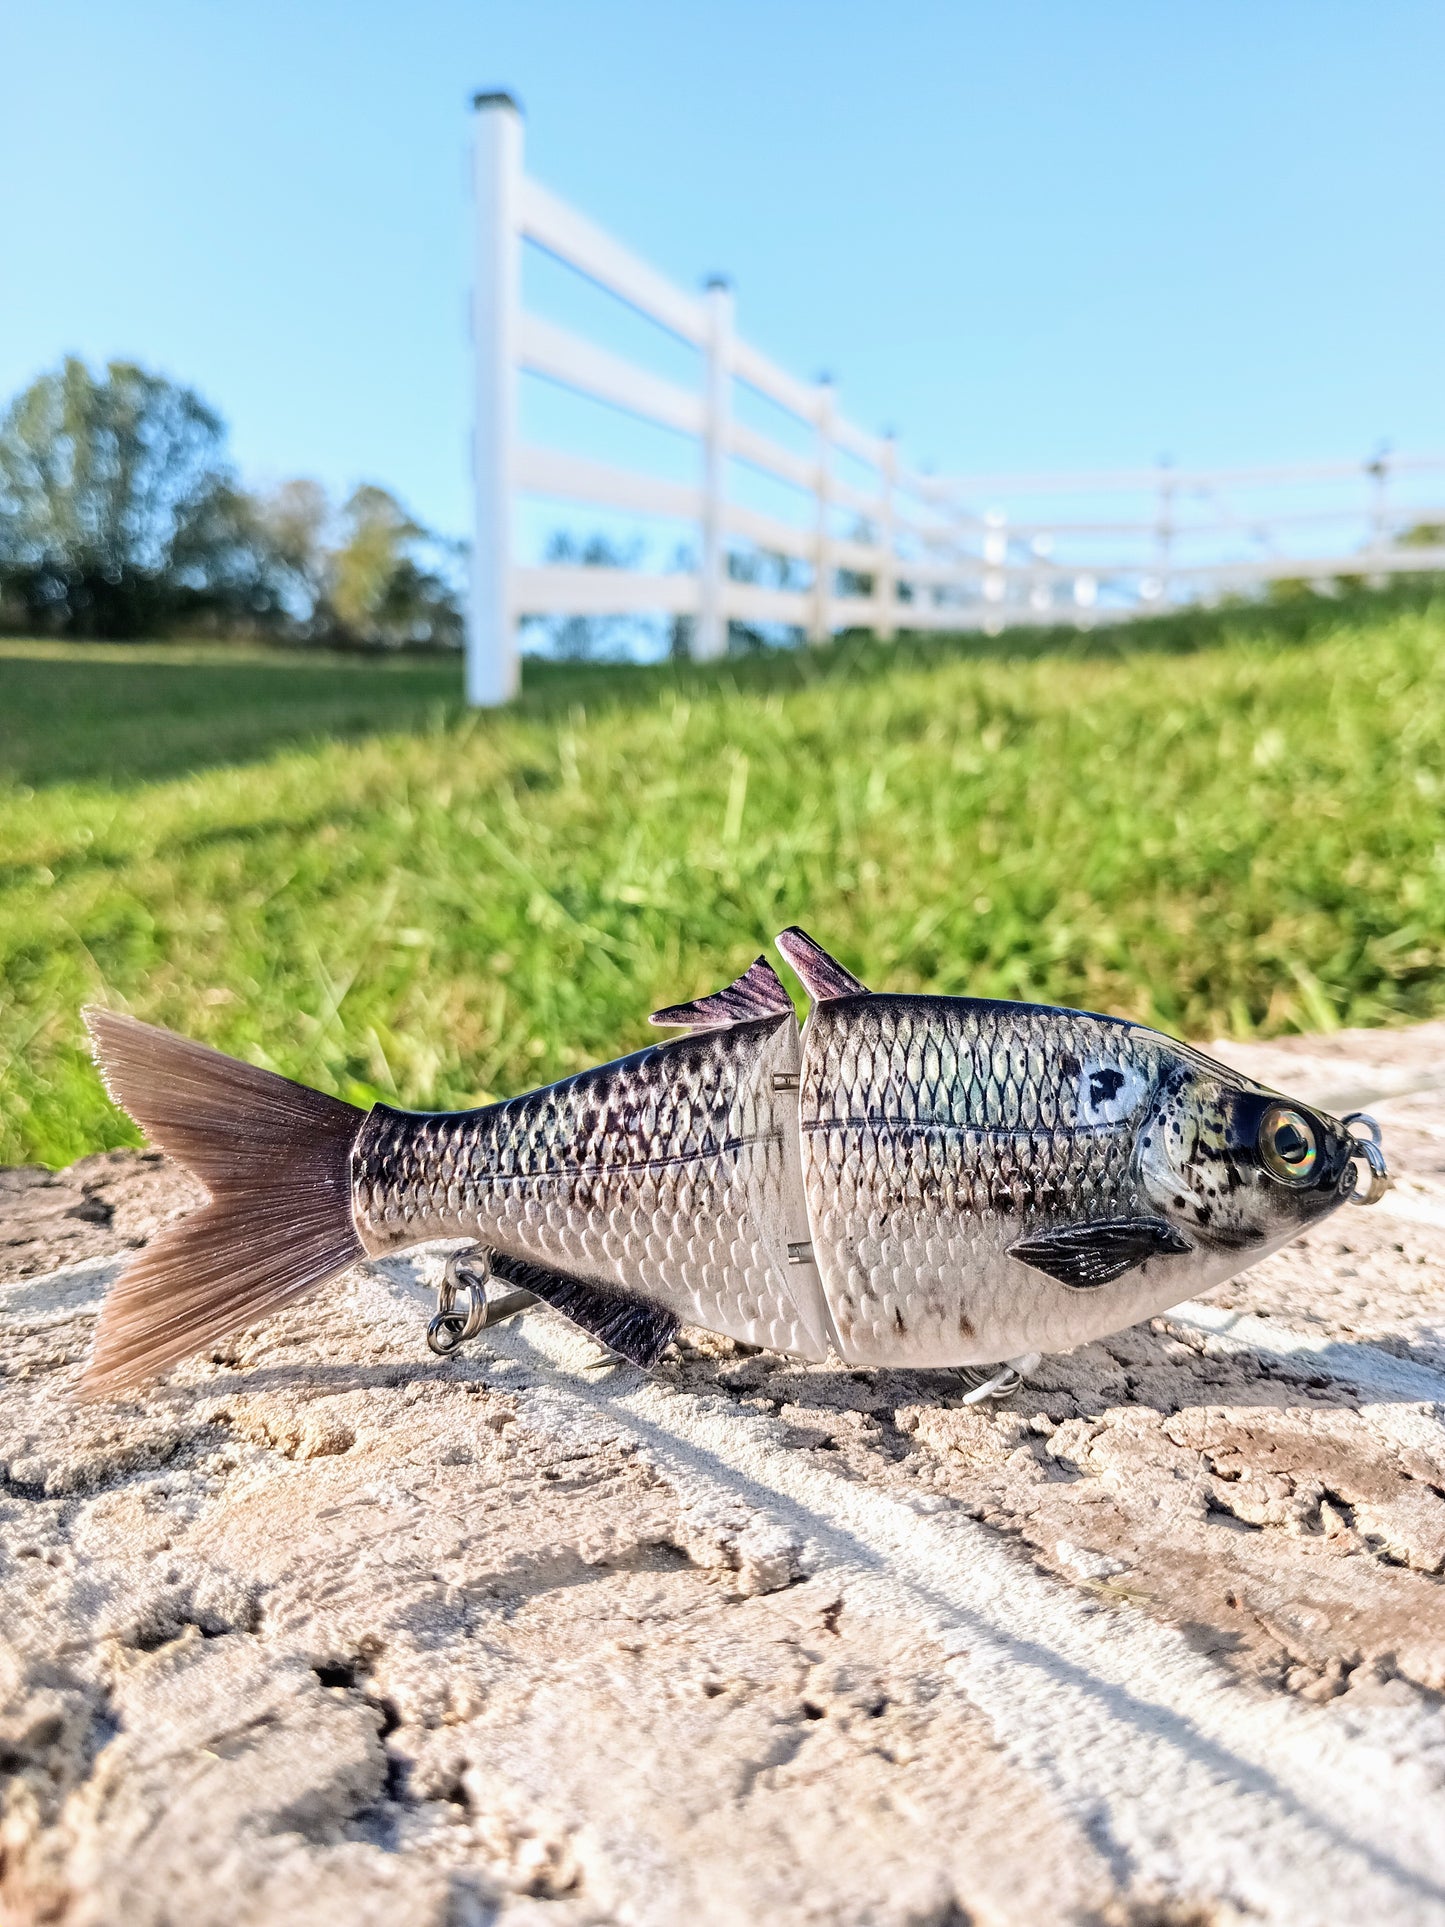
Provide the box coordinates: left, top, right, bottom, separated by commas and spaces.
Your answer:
1341, 1114, 1390, 1207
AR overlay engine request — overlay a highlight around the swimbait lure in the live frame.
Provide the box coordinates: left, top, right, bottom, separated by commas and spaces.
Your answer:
82, 927, 1388, 1397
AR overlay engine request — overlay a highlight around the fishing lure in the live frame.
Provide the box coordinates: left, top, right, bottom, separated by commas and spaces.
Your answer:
82, 928, 1388, 1398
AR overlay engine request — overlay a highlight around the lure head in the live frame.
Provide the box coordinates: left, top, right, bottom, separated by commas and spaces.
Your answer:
1007, 1021, 1390, 1332
1135, 1042, 1385, 1256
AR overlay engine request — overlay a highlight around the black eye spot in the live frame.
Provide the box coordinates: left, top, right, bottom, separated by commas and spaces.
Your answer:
1090, 1068, 1126, 1106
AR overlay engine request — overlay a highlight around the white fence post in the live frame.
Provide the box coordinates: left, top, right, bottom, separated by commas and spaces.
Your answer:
1152, 460, 1174, 606
876, 432, 897, 640
469, 91, 522, 707
1029, 535, 1053, 613
1367, 450, 1391, 555
983, 509, 1007, 608
695, 276, 734, 661
810, 377, 835, 644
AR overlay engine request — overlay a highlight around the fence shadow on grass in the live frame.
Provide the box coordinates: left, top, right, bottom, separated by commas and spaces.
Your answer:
0, 648, 467, 789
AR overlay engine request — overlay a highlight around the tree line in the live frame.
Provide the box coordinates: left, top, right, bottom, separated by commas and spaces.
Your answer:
0, 358, 463, 647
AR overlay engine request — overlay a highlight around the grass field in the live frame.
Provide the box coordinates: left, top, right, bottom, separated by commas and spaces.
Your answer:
4, 589, 1444, 1168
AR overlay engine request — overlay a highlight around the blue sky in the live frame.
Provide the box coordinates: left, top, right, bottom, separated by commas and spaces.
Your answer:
2, 2, 1442, 541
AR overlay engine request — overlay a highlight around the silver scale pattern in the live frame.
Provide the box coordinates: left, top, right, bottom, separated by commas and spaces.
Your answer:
353, 1015, 831, 1359
798, 995, 1168, 1365
350, 981, 1265, 1371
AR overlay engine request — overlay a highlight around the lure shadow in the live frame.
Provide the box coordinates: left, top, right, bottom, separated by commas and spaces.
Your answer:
176, 1356, 495, 1400
173, 1317, 1444, 1418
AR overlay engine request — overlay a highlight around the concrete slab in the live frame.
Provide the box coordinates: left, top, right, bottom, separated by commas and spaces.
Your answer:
3, 1029, 1444, 1924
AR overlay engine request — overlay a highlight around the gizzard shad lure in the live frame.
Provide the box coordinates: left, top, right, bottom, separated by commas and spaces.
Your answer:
81, 928, 1389, 1398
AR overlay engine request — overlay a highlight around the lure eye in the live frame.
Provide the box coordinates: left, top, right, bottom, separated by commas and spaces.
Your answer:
1259, 1105, 1319, 1184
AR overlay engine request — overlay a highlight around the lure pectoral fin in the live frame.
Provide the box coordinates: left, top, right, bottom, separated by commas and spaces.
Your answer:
1007, 1217, 1195, 1290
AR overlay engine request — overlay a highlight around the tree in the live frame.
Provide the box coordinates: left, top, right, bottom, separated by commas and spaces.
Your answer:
250, 477, 333, 623
0, 357, 242, 636
0, 359, 466, 647
325, 484, 464, 649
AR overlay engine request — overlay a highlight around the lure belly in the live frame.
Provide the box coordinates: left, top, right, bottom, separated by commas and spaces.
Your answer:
82, 928, 1389, 1396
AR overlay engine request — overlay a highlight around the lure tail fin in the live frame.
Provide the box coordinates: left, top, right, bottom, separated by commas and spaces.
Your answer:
82, 1009, 366, 1398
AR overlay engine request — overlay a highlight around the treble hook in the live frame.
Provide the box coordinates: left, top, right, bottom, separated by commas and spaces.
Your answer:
956, 1352, 1041, 1405
1341, 1112, 1390, 1207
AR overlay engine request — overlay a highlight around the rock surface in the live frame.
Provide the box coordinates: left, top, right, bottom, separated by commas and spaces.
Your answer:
3, 1027, 1445, 1924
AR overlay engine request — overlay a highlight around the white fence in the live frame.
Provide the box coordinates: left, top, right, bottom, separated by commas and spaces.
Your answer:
469, 92, 1445, 705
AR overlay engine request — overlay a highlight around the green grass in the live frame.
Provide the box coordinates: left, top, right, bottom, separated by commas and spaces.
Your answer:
4, 589, 1445, 1167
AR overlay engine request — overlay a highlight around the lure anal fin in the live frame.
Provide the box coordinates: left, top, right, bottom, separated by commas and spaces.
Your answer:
488, 1252, 679, 1367
1008, 1217, 1193, 1290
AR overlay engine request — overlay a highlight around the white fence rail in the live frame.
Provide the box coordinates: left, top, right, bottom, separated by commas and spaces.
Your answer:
469, 93, 1445, 705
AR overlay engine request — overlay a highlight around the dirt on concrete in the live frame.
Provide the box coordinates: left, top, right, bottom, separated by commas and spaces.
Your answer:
3, 1028, 1445, 1925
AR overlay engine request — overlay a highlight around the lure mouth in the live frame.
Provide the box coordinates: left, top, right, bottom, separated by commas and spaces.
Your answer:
1339, 1112, 1390, 1207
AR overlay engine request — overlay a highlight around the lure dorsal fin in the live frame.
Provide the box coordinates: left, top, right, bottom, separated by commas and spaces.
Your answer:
774, 927, 870, 1002
649, 955, 794, 1031
1008, 1217, 1193, 1291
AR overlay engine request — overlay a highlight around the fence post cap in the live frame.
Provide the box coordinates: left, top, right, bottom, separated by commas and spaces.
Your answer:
472, 89, 522, 113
